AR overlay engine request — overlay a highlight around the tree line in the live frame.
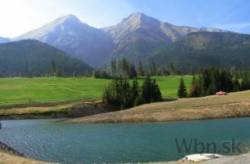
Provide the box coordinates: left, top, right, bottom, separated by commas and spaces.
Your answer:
177, 68, 250, 98
94, 58, 181, 79
22, 60, 87, 77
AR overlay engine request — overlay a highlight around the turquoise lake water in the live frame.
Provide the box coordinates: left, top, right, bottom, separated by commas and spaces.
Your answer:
1, 118, 250, 163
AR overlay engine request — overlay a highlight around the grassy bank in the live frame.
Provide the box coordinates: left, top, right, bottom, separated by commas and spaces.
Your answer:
69, 90, 250, 123
0, 76, 192, 108
0, 100, 117, 119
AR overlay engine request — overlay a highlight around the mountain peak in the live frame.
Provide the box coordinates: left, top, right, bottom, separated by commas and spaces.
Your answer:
126, 12, 153, 21
16, 14, 83, 41
55, 14, 81, 24
121, 12, 160, 29
129, 12, 146, 18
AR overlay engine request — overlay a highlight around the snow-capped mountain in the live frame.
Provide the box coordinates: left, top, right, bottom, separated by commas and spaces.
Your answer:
17, 15, 114, 67
102, 13, 225, 62
16, 13, 228, 67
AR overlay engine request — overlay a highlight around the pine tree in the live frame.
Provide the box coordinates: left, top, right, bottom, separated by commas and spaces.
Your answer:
232, 78, 240, 91
121, 58, 130, 78
142, 76, 162, 103
142, 76, 152, 103
151, 79, 162, 101
131, 79, 139, 99
137, 61, 145, 76
150, 62, 157, 76
169, 63, 177, 75
178, 77, 187, 98
111, 60, 117, 77
129, 65, 137, 79
189, 76, 200, 97
241, 74, 250, 90
207, 74, 216, 95
130, 79, 140, 106
51, 60, 57, 76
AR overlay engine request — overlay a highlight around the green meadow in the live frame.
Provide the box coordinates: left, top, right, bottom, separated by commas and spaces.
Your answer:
0, 76, 192, 107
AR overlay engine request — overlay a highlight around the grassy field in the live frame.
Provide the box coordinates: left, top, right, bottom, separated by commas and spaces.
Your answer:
69, 90, 250, 123
0, 76, 192, 107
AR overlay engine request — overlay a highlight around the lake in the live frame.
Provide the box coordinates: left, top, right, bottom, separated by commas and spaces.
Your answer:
1, 118, 250, 163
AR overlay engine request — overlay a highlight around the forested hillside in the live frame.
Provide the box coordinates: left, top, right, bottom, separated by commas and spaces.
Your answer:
150, 32, 250, 73
0, 40, 92, 76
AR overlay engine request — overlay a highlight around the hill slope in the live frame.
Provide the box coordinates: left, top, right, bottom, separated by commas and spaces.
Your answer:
0, 40, 92, 76
151, 32, 250, 72
69, 90, 250, 123
16, 15, 114, 67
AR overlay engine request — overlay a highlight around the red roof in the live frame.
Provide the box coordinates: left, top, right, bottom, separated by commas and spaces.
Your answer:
216, 91, 227, 95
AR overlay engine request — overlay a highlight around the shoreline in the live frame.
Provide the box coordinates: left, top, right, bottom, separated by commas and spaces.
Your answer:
0, 142, 50, 163
0, 141, 23, 156
0, 100, 117, 120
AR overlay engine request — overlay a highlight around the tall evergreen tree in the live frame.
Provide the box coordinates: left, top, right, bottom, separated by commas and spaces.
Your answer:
151, 79, 162, 101
232, 78, 241, 91
129, 64, 137, 79
241, 74, 250, 90
189, 76, 200, 97
142, 76, 162, 103
178, 77, 187, 98
111, 60, 117, 77
137, 61, 145, 76
130, 79, 140, 106
150, 62, 157, 76
51, 60, 57, 76
169, 63, 177, 75
142, 76, 152, 103
121, 58, 130, 78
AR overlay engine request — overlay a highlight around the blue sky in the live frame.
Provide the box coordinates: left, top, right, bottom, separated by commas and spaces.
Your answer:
0, 0, 249, 37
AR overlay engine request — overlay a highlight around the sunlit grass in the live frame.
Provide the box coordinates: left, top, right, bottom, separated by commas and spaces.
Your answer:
0, 76, 192, 107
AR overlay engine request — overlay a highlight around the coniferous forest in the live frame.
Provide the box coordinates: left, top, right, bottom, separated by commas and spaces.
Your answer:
103, 76, 162, 109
